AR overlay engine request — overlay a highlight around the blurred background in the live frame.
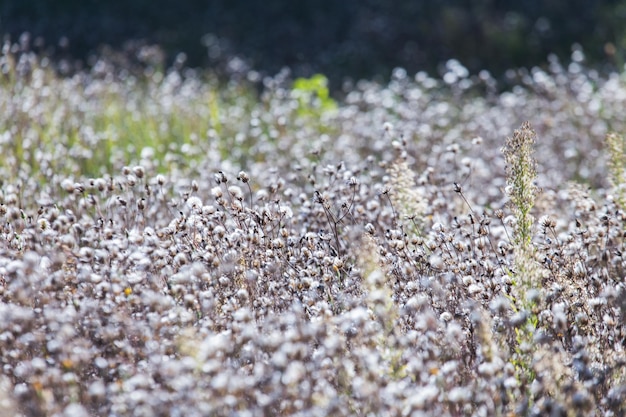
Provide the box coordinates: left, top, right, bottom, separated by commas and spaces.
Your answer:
1, 0, 625, 85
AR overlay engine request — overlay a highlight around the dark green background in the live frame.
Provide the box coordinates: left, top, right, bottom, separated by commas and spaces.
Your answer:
2, 0, 625, 83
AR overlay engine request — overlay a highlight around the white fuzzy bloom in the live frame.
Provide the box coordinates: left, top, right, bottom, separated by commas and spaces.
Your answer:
279, 205, 293, 219
227, 185, 243, 200
211, 186, 223, 198
186, 196, 203, 211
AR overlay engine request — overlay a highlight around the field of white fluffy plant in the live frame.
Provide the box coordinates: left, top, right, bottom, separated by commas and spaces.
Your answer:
0, 40, 625, 416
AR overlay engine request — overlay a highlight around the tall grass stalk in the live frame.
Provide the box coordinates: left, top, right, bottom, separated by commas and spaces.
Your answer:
358, 235, 406, 380
606, 132, 626, 209
503, 121, 538, 250
502, 121, 542, 391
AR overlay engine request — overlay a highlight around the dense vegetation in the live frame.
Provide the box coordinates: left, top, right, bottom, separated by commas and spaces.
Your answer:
1, 35, 626, 416
2, 0, 626, 83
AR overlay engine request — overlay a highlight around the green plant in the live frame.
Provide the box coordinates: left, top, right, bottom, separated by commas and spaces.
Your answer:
502, 121, 538, 250
502, 121, 543, 393
292, 74, 337, 118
